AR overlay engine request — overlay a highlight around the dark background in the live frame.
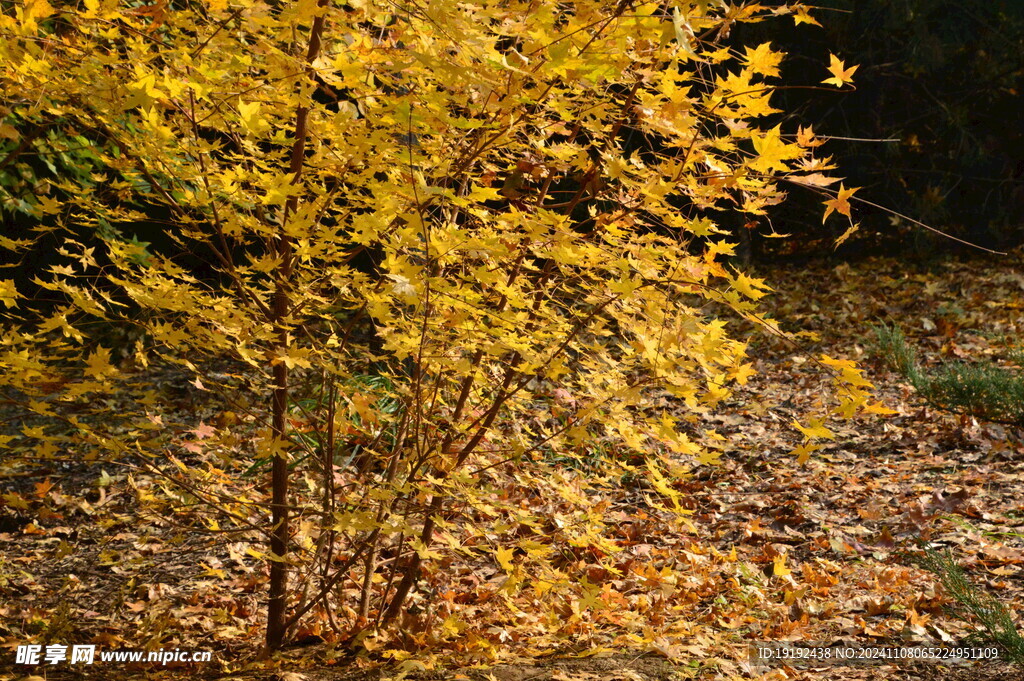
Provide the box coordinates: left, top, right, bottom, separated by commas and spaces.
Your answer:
730, 0, 1024, 262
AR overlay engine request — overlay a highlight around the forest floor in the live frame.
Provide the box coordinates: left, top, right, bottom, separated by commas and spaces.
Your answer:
2, 251, 1023, 681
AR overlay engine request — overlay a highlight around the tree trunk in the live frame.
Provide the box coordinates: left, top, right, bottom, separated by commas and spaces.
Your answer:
264, 0, 329, 654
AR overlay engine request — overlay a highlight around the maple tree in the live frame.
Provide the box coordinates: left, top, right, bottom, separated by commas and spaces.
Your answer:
0, 0, 884, 656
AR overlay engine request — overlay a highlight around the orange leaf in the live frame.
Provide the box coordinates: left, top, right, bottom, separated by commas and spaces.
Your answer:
822, 183, 859, 222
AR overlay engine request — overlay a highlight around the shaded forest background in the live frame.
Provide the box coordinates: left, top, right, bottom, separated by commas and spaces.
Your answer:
732, 0, 1024, 261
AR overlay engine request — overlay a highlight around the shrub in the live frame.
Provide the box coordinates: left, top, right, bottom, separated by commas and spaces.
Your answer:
914, 545, 1024, 668
874, 324, 1024, 426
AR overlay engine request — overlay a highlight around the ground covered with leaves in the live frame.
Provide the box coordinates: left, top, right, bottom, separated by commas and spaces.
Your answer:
2, 252, 1023, 681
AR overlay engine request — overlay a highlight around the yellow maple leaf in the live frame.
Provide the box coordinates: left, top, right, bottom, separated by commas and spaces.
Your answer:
863, 401, 899, 415
533, 579, 555, 597
36, 194, 61, 215
126, 73, 163, 109
796, 124, 825, 148
822, 53, 859, 88
822, 183, 859, 222
834, 222, 860, 248
84, 346, 117, 379
791, 442, 821, 465
238, 101, 270, 135
750, 125, 802, 174
696, 449, 722, 466
793, 4, 821, 26
731, 271, 773, 301
706, 240, 737, 260
0, 279, 21, 308
729, 362, 756, 385
743, 42, 782, 78
2, 491, 30, 510
411, 539, 442, 560
792, 418, 834, 440
495, 546, 515, 571
821, 355, 874, 388
772, 553, 792, 577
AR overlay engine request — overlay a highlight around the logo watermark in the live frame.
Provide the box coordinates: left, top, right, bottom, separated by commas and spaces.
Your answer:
15, 644, 212, 666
